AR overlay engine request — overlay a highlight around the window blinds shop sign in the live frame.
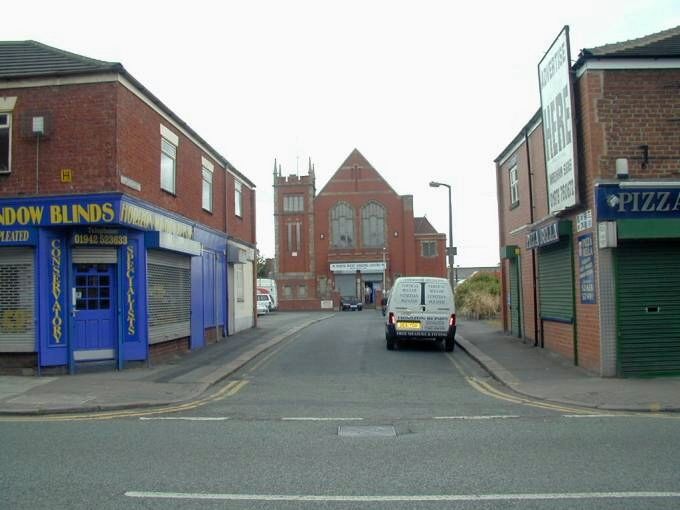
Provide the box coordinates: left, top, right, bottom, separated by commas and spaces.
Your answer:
0, 202, 115, 226
526, 222, 560, 249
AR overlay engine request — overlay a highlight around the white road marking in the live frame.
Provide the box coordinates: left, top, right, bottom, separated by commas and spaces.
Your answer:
563, 414, 629, 418
125, 491, 680, 502
281, 417, 363, 421
434, 415, 521, 420
139, 417, 230, 421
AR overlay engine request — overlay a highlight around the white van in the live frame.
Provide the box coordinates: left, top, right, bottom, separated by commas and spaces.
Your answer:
256, 278, 278, 310
384, 276, 456, 351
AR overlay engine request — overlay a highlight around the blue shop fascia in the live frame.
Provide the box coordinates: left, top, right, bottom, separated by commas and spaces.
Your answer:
0, 192, 234, 372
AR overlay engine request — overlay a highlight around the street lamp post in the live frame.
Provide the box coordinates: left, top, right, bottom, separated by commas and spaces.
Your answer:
429, 181, 455, 291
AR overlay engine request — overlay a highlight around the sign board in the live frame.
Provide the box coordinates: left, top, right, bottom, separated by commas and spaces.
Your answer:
596, 184, 680, 220
576, 210, 592, 232
578, 233, 596, 304
538, 26, 579, 215
330, 261, 386, 273
526, 221, 560, 249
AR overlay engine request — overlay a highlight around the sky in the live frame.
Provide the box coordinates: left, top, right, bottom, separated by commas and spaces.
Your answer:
5, 1, 680, 266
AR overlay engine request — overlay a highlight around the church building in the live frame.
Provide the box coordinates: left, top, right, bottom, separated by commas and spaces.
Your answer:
273, 149, 447, 310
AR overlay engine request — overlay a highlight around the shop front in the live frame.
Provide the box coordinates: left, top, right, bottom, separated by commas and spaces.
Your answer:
330, 261, 386, 304
0, 193, 222, 372
597, 183, 680, 376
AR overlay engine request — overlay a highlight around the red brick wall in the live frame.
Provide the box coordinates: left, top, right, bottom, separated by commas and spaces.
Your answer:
0, 83, 118, 196
414, 235, 447, 277
542, 321, 574, 362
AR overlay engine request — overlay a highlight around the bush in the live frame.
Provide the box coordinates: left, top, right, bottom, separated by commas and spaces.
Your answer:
455, 272, 500, 320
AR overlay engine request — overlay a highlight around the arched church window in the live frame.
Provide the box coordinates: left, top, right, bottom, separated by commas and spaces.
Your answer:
330, 202, 355, 248
361, 201, 386, 248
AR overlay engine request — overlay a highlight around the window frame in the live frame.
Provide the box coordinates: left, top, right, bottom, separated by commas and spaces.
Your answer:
235, 180, 243, 217
202, 162, 213, 212
160, 137, 177, 195
509, 164, 519, 208
283, 195, 304, 213
330, 202, 355, 249
0, 112, 12, 174
361, 201, 386, 248
421, 240, 437, 257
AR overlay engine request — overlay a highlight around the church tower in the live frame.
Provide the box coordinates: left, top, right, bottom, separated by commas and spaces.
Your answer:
273, 158, 317, 310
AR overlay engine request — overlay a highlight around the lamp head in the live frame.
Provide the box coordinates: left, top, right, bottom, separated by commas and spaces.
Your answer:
429, 181, 440, 188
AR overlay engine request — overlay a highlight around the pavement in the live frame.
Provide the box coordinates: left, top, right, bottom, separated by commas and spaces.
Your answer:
1, 312, 679, 416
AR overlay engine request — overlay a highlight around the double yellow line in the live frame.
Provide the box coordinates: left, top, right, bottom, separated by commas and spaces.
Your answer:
0, 379, 249, 423
445, 353, 597, 415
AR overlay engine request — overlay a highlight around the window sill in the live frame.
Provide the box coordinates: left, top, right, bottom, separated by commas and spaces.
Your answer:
161, 188, 176, 197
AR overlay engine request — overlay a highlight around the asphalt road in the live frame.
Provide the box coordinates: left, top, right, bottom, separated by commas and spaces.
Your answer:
3, 310, 680, 509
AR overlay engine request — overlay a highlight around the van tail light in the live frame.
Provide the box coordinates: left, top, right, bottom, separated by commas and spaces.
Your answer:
449, 314, 456, 327
388, 312, 396, 325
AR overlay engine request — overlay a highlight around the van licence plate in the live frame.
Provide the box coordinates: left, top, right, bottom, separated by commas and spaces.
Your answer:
397, 321, 421, 330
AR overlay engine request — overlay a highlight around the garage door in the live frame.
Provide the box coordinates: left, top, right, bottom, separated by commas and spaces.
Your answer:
616, 240, 680, 377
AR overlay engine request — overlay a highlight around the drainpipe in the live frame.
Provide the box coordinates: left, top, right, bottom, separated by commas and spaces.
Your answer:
524, 128, 540, 348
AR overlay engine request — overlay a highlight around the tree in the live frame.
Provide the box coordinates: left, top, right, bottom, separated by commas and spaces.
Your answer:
257, 254, 270, 278
455, 272, 500, 320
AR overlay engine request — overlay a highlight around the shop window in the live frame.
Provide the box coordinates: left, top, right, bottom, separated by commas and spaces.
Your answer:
421, 241, 437, 257
509, 165, 519, 208
362, 201, 386, 248
0, 113, 11, 174
283, 195, 304, 212
331, 202, 355, 248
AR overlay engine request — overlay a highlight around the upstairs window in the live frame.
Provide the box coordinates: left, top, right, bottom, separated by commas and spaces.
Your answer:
331, 202, 355, 248
235, 181, 243, 217
283, 195, 304, 213
361, 201, 386, 248
0, 113, 11, 174
509, 165, 519, 208
421, 241, 437, 257
202, 161, 213, 212
160, 138, 177, 194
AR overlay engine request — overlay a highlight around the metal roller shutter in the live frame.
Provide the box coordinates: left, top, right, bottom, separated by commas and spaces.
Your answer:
509, 258, 521, 337
147, 250, 191, 344
72, 247, 117, 264
335, 274, 355, 297
0, 248, 35, 352
538, 239, 573, 322
616, 240, 680, 377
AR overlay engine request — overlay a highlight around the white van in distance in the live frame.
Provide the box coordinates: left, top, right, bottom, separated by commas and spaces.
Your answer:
385, 276, 456, 352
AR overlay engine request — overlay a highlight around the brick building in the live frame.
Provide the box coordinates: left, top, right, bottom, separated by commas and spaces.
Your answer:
0, 41, 257, 373
495, 26, 680, 377
274, 149, 447, 310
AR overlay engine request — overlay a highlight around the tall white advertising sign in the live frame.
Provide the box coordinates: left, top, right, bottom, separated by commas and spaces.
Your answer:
538, 26, 579, 214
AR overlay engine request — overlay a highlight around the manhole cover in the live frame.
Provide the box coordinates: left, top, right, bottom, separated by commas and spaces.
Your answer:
338, 425, 397, 437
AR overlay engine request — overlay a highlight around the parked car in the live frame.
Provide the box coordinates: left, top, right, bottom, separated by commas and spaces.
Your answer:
385, 276, 456, 351
256, 294, 270, 315
340, 296, 363, 311
257, 291, 275, 311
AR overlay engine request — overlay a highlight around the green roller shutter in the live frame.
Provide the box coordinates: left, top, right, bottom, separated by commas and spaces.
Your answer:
616, 240, 680, 377
538, 239, 573, 322
509, 258, 521, 337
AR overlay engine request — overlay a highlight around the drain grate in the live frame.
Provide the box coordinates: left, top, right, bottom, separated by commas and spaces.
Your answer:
338, 425, 397, 437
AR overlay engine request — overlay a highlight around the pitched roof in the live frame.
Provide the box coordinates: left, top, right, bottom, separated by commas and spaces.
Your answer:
0, 41, 254, 188
317, 148, 400, 197
577, 24, 680, 62
414, 216, 438, 235
0, 40, 123, 79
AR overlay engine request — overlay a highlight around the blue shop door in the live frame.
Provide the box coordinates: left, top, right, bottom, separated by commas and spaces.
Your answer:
73, 264, 116, 361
